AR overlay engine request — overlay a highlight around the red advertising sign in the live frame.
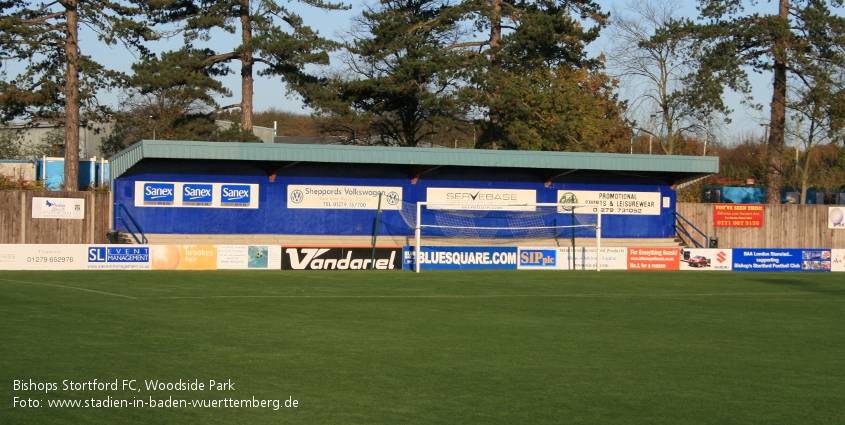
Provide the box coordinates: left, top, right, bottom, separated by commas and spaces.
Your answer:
713, 204, 764, 227
627, 248, 680, 271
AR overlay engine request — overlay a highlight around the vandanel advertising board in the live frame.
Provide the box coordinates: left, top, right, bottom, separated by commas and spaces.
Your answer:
713, 204, 764, 227
134, 181, 259, 209
283, 247, 402, 270
286, 185, 403, 210
732, 249, 831, 272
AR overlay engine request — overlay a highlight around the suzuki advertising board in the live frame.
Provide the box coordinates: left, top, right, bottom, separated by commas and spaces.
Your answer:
627, 248, 681, 270
404, 246, 518, 270
678, 248, 732, 271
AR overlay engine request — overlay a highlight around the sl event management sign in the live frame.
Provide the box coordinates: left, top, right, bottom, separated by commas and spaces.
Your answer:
286, 185, 402, 210
713, 204, 764, 227
134, 182, 259, 209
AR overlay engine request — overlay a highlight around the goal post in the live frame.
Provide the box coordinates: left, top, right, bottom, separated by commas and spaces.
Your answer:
407, 202, 602, 273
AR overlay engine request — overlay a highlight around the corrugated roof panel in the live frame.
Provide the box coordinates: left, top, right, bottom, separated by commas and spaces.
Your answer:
109, 140, 719, 179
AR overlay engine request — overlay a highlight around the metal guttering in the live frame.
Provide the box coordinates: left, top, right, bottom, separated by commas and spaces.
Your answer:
109, 140, 719, 179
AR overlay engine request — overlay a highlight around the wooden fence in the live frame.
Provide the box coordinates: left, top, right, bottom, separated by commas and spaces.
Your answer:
2, 193, 844, 248
675, 203, 845, 249
0, 191, 111, 244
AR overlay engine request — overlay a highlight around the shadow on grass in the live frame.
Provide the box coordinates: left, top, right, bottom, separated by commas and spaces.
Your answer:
750, 275, 845, 296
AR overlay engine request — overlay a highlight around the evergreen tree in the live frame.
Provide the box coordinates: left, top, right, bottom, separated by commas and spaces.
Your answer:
440, 0, 609, 148
0, 0, 155, 190
307, 0, 466, 147
686, 0, 845, 203
147, 0, 348, 134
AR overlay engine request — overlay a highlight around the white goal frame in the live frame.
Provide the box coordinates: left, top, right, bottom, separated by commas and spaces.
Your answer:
413, 202, 602, 273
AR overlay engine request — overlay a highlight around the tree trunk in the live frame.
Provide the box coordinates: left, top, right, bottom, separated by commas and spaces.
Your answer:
240, 0, 254, 133
766, 0, 789, 204
486, 0, 502, 150
63, 1, 80, 191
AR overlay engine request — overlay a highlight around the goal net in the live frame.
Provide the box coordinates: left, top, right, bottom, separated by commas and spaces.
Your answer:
399, 202, 602, 272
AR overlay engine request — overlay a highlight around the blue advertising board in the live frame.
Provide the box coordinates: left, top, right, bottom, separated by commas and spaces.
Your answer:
403, 246, 518, 270
517, 248, 557, 269
87, 247, 151, 270
732, 249, 831, 272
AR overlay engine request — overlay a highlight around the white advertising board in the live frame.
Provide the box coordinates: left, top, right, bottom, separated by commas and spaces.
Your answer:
0, 244, 88, 270
426, 188, 537, 210
31, 197, 84, 219
217, 245, 282, 269
556, 247, 628, 270
0, 245, 282, 270
829, 207, 845, 229
133, 182, 259, 209
831, 249, 845, 272
678, 248, 733, 271
286, 185, 402, 210
556, 190, 662, 215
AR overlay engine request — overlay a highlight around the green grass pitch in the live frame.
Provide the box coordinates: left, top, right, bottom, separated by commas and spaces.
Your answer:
2, 270, 844, 424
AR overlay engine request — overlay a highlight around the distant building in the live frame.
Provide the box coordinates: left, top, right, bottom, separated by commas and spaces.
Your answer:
0, 121, 114, 159
216, 120, 276, 144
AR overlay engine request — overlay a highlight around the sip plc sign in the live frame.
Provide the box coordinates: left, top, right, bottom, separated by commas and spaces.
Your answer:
517, 249, 556, 269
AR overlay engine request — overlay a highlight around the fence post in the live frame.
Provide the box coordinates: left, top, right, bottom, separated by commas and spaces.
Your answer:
19, 192, 26, 243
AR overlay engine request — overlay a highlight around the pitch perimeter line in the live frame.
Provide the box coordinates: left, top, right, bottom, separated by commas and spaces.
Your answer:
142, 292, 832, 300
0, 278, 138, 299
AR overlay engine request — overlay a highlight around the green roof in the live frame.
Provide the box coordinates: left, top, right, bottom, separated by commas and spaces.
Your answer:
110, 140, 718, 184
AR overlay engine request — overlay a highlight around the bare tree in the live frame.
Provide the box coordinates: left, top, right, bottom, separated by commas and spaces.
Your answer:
604, 0, 725, 154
